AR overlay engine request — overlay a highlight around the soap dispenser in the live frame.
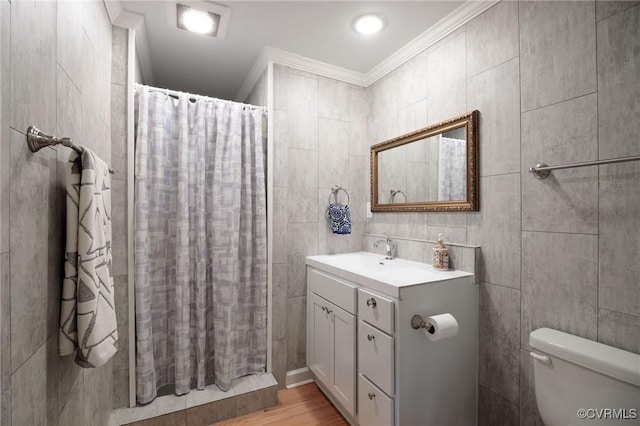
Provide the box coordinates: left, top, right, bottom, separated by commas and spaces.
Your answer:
432, 233, 450, 270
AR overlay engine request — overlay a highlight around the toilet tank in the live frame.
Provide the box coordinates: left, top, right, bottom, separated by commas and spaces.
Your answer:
529, 328, 640, 426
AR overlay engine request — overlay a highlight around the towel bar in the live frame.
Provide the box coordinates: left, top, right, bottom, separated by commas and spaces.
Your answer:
529, 155, 640, 179
26, 126, 115, 174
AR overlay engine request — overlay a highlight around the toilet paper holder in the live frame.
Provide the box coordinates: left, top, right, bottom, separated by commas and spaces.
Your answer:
410, 314, 435, 334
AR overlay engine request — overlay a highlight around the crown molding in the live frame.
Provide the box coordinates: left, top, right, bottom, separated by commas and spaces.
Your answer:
103, 0, 155, 85
266, 47, 368, 88
235, 47, 271, 102
235, 47, 367, 102
104, 0, 122, 25
106, 0, 500, 101
365, 0, 499, 86
130, 18, 155, 85
237, 0, 500, 101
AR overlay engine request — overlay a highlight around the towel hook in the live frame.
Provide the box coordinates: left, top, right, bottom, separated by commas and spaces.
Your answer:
390, 189, 407, 203
329, 185, 350, 205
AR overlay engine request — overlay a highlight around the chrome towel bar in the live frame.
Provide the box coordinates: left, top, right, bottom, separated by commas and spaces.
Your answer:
26, 126, 114, 174
529, 155, 640, 179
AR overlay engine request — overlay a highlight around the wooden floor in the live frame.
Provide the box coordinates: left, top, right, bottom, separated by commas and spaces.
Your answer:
213, 383, 348, 426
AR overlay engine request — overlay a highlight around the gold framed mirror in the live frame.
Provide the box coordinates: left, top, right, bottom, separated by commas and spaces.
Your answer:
370, 110, 479, 212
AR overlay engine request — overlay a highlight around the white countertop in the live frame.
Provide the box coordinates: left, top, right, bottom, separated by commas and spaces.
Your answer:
306, 251, 473, 297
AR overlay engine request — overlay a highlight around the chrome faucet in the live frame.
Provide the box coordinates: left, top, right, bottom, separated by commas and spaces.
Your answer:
374, 234, 395, 260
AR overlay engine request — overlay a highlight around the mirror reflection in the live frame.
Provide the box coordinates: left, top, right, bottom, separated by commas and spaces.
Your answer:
377, 126, 467, 204
371, 110, 479, 212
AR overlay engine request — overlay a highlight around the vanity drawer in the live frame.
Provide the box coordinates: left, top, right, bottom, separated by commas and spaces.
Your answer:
308, 268, 356, 314
358, 374, 394, 426
358, 320, 394, 396
358, 288, 394, 334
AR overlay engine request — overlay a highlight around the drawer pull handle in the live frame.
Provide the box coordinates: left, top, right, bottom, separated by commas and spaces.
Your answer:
368, 392, 375, 400
366, 298, 377, 308
367, 334, 375, 341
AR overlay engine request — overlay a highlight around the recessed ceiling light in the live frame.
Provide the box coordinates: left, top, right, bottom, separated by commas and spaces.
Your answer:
171, 2, 231, 39
181, 8, 215, 35
177, 4, 220, 36
353, 14, 385, 35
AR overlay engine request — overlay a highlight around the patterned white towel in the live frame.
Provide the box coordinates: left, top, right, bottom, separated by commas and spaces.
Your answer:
59, 148, 118, 367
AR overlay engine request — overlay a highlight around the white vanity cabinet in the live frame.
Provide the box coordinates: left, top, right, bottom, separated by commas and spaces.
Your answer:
306, 252, 478, 426
307, 269, 357, 416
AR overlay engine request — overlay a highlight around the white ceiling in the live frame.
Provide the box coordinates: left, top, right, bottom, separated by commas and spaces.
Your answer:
121, 1, 464, 100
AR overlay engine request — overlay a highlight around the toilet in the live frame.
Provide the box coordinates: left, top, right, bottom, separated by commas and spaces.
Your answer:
529, 328, 640, 426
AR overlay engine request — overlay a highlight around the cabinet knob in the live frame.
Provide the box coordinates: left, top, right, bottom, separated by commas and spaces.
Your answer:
366, 298, 377, 308
368, 392, 376, 400
367, 334, 375, 341
322, 306, 327, 312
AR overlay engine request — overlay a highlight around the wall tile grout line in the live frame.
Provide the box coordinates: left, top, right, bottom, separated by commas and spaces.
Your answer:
517, 2, 526, 424
57, 60, 81, 94
520, 90, 598, 116
9, 329, 50, 377
480, 280, 521, 291
521, 229, 598, 237
594, 0, 600, 344
467, 53, 520, 82
598, 307, 640, 319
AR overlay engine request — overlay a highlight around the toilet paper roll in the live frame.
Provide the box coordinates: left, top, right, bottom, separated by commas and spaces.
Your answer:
423, 313, 459, 342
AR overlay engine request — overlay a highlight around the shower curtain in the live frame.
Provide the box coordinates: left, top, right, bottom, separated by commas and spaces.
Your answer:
438, 135, 467, 201
134, 85, 267, 404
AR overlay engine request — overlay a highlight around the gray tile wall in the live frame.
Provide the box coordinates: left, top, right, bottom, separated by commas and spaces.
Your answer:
0, 1, 118, 424
111, 26, 130, 409
270, 64, 367, 388
85, 0, 637, 423
363, 2, 640, 425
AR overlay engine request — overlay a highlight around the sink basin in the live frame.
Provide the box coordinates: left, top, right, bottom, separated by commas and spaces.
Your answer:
306, 251, 473, 298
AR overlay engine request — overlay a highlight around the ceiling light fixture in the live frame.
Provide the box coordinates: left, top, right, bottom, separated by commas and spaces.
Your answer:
353, 14, 385, 35
181, 8, 215, 35
173, 3, 230, 38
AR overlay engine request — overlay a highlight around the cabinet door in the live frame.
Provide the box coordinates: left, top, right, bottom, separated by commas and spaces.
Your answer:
309, 293, 331, 388
331, 304, 356, 417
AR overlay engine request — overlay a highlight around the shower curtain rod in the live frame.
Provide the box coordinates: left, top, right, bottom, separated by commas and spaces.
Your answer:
135, 84, 267, 111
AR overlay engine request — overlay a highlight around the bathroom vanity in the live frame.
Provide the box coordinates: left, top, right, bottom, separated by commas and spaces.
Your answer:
306, 252, 477, 426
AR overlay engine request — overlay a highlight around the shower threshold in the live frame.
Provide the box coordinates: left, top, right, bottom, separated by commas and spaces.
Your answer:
109, 373, 277, 425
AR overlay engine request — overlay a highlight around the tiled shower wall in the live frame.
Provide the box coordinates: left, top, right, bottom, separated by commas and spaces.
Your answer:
365, 1, 640, 425
0, 1, 120, 424
265, 1, 639, 424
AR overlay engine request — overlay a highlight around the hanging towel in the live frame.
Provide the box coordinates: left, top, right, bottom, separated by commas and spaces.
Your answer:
328, 203, 352, 234
59, 148, 118, 367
